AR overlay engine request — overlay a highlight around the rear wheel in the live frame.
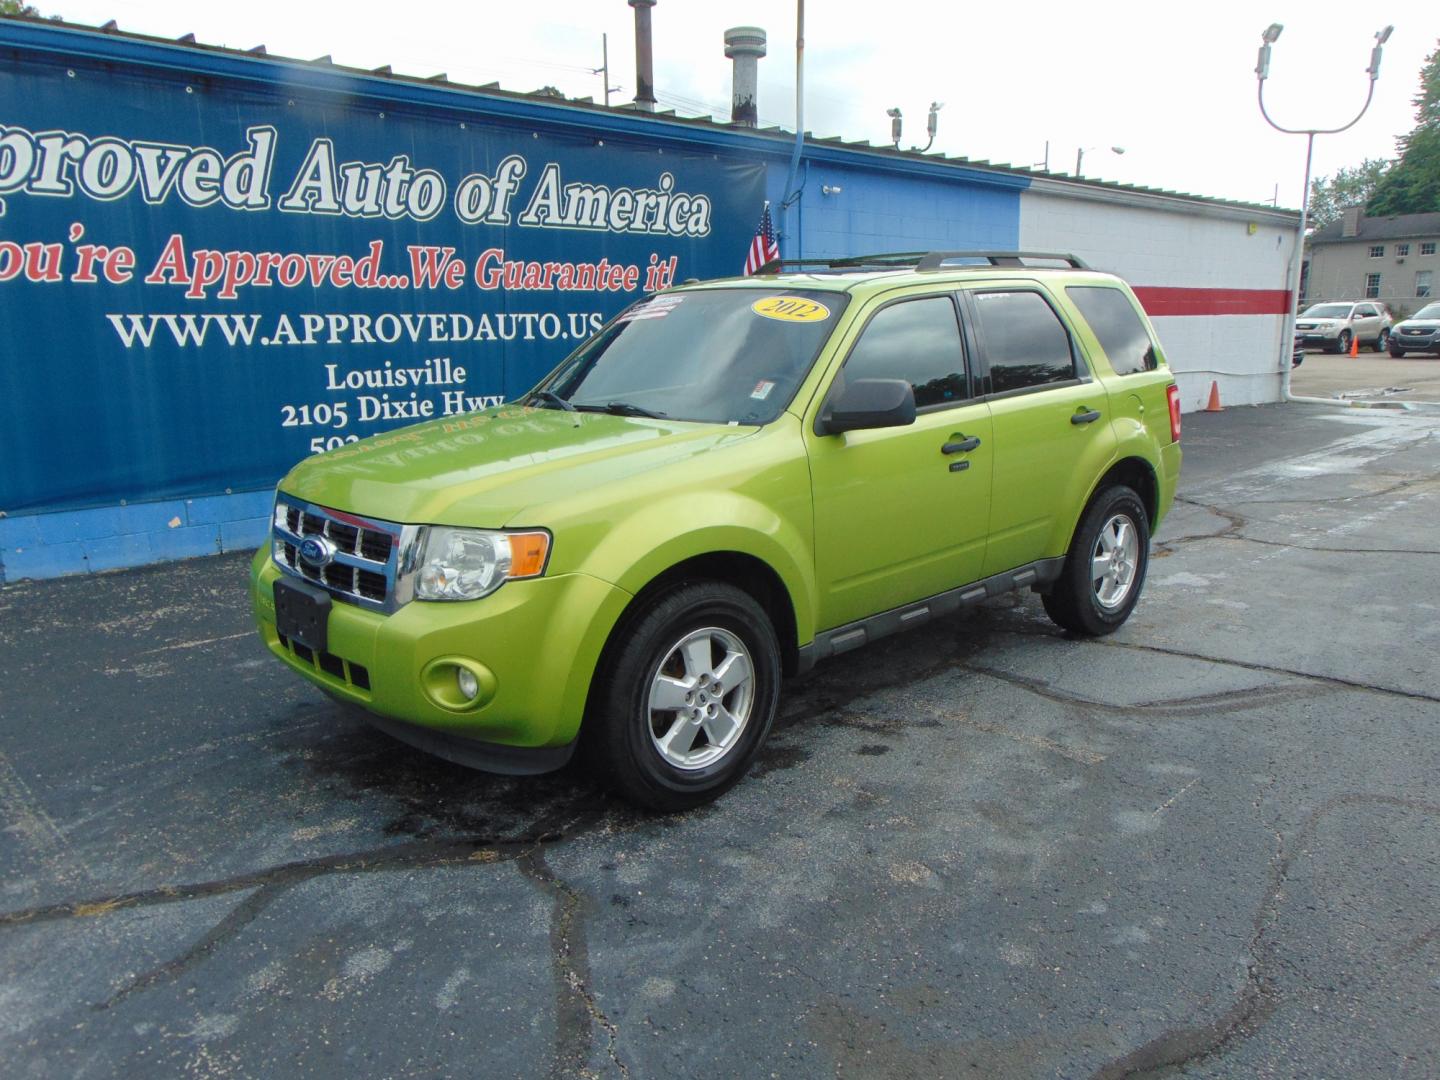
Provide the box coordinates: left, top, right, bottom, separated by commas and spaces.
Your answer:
1374, 329, 1390, 353
584, 582, 780, 811
1043, 485, 1150, 636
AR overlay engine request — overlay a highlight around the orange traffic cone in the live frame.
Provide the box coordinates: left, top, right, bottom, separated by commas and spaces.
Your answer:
1349, 333, 1360, 358
1205, 380, 1222, 412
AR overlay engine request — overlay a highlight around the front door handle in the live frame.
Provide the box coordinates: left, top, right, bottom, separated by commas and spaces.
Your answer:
1070, 409, 1102, 425
941, 436, 981, 454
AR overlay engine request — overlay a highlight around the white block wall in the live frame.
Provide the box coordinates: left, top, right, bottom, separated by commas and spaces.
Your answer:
1021, 185, 1299, 411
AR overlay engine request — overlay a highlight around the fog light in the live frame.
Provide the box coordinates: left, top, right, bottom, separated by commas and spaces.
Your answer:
457, 667, 479, 700
419, 657, 497, 711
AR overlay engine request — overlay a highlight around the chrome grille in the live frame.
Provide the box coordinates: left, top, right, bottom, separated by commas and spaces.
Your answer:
272, 495, 414, 612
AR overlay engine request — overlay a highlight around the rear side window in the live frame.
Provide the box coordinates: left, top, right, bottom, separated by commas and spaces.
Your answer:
972, 290, 1076, 393
1067, 286, 1158, 376
843, 296, 968, 407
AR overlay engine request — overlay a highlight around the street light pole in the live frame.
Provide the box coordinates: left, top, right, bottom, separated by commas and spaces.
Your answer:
1075, 145, 1125, 177
1255, 22, 1393, 402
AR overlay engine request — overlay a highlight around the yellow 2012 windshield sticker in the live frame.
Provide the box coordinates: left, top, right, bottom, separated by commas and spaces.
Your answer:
751, 296, 831, 323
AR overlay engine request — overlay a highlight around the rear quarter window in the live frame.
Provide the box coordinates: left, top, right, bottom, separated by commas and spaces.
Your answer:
1067, 286, 1159, 376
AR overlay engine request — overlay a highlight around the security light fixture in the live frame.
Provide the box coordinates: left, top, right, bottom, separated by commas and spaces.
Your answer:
1262, 23, 1283, 43
1368, 25, 1394, 79
887, 107, 902, 148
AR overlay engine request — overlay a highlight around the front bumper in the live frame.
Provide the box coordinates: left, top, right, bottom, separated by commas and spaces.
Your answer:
251, 549, 631, 752
1394, 330, 1439, 349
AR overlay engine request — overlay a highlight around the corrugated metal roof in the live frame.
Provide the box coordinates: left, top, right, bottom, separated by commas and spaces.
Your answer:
0, 12, 1299, 220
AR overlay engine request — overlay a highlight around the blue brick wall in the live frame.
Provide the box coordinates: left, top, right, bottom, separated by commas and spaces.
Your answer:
0, 490, 271, 584
767, 160, 1022, 259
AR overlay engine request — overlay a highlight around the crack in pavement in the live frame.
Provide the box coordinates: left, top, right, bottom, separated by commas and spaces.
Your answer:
1, 803, 612, 1020
1161, 494, 1440, 556
1090, 794, 1440, 1079
0, 802, 605, 931
962, 663, 1329, 717
517, 847, 630, 1080
1091, 639, 1440, 706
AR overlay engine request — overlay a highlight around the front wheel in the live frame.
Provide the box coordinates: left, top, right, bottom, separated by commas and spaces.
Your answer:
1390, 345, 1407, 358
1331, 330, 1352, 354
1043, 485, 1151, 636
1374, 329, 1391, 353
584, 582, 780, 811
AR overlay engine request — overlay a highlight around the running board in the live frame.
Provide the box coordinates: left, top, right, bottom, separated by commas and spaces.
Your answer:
796, 557, 1066, 673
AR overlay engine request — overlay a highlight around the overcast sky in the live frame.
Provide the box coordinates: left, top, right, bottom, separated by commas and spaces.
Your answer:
43, 0, 1436, 210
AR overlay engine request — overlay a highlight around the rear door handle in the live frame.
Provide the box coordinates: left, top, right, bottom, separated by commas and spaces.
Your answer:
1070, 409, 1102, 425
941, 436, 981, 454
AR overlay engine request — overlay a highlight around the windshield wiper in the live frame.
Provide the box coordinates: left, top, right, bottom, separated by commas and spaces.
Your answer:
575, 401, 667, 418
527, 390, 576, 412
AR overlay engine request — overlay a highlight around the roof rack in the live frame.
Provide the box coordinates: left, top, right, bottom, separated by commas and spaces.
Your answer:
753, 250, 1089, 275
914, 251, 1090, 271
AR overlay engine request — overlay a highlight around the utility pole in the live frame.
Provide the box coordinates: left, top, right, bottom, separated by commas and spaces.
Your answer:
593, 33, 620, 106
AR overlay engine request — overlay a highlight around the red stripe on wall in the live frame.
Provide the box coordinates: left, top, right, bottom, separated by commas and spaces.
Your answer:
1132, 286, 1293, 317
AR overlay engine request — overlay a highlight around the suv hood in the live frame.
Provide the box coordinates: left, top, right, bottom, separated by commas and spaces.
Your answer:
280, 406, 754, 527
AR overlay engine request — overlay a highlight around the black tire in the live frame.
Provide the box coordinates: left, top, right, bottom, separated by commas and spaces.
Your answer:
1330, 330, 1352, 355
1374, 329, 1390, 353
583, 582, 780, 811
1390, 346, 1407, 358
1042, 485, 1151, 636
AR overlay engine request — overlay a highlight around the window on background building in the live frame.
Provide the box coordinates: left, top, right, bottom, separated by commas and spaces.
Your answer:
1369, 245, 1385, 258
1418, 271, 1433, 299
1365, 273, 1382, 298
1422, 242, 1438, 256
1397, 243, 1411, 256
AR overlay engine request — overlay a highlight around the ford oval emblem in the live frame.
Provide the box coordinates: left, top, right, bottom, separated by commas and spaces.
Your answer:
298, 535, 334, 568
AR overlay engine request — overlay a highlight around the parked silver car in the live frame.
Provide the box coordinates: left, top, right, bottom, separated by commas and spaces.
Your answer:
1295, 301, 1393, 354
1389, 302, 1440, 357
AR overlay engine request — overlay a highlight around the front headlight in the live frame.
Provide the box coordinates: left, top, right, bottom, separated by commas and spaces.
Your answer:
415, 527, 551, 601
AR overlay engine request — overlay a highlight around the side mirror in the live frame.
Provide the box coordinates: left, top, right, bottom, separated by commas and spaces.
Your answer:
818, 378, 917, 435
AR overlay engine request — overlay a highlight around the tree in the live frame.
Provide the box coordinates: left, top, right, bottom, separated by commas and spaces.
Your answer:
1367, 40, 1440, 216
1308, 160, 1391, 229
0, 1, 42, 14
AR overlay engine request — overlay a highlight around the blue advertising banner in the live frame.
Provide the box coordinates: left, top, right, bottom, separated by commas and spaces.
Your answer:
0, 38, 767, 514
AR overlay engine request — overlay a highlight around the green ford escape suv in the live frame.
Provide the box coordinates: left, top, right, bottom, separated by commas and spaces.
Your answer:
251, 251, 1182, 810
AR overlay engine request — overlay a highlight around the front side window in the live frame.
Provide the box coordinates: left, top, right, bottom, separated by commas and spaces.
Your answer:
1369, 245, 1385, 258
841, 296, 967, 407
1355, 304, 1378, 317
536, 288, 847, 425
1066, 286, 1158, 376
972, 290, 1077, 394
1365, 273, 1382, 299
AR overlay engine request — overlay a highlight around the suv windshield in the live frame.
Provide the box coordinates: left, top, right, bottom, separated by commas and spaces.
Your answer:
531, 288, 847, 424
1410, 303, 1440, 320
1301, 304, 1354, 318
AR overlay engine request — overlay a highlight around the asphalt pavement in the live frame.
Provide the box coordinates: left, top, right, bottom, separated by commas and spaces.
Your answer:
2, 402, 1438, 1079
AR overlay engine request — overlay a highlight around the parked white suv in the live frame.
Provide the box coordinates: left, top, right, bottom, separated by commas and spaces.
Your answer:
1295, 301, 1393, 354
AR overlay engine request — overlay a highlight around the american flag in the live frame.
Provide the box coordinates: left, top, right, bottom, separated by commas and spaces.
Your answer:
744, 201, 780, 275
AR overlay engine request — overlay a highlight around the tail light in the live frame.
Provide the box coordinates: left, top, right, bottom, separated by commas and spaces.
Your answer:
1165, 384, 1181, 442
